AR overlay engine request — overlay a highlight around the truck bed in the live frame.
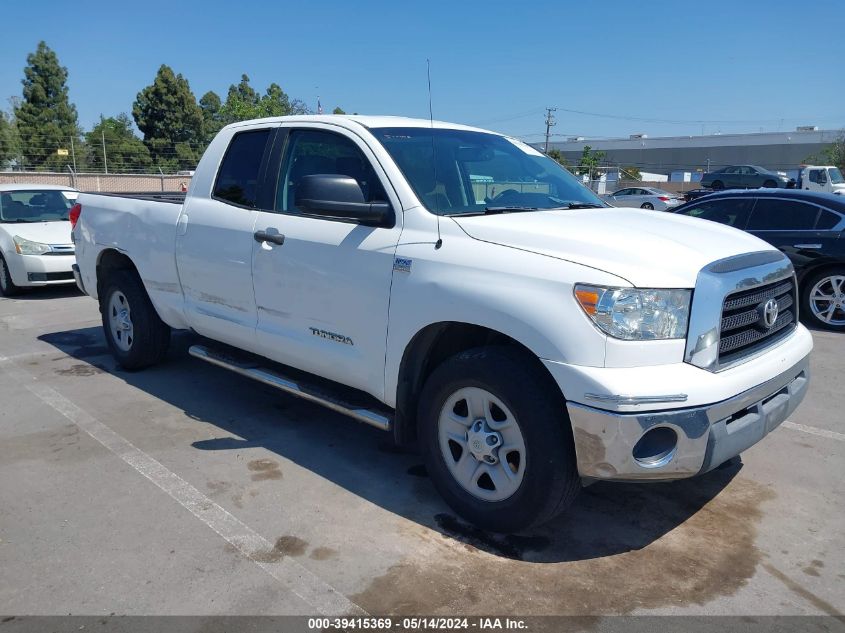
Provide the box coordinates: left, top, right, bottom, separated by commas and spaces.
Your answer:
79, 191, 187, 204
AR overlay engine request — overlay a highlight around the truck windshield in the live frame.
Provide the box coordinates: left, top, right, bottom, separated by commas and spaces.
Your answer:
0, 189, 74, 223
371, 127, 606, 215
829, 168, 844, 184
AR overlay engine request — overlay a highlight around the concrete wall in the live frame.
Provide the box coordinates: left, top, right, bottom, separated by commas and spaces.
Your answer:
0, 171, 192, 193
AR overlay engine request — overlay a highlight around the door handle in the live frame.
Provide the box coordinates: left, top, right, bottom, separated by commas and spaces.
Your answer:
793, 243, 822, 249
254, 230, 285, 245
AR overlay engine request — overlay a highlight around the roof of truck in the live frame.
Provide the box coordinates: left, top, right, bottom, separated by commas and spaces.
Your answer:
225, 114, 497, 135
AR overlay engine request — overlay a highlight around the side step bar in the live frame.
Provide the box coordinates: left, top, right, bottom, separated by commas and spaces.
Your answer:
188, 344, 392, 431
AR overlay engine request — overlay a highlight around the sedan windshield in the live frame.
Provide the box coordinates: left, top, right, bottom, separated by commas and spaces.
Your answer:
371, 127, 606, 215
0, 189, 74, 223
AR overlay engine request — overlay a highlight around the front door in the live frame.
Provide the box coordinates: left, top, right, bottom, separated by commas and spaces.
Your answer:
251, 125, 403, 399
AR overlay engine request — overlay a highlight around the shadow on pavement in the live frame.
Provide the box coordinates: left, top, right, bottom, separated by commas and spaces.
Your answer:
38, 325, 740, 564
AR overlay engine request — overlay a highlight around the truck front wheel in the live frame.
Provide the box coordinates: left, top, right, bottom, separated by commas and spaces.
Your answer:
100, 270, 171, 370
418, 346, 580, 533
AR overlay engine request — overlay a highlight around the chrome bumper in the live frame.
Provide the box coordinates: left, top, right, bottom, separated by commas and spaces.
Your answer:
567, 354, 810, 481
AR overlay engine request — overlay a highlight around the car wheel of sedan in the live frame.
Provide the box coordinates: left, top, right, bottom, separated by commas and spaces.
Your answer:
418, 346, 580, 533
802, 269, 845, 331
711, 180, 724, 190
641, 202, 654, 210
0, 253, 21, 297
763, 179, 777, 188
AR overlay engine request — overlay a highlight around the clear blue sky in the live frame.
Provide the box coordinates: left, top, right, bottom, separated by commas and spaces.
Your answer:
1, 0, 842, 141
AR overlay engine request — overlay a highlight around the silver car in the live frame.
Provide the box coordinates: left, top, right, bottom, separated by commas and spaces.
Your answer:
604, 187, 685, 210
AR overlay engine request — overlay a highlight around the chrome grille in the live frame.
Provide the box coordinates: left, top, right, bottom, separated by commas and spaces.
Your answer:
718, 278, 797, 365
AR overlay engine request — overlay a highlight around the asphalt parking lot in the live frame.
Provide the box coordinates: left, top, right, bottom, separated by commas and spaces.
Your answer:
0, 286, 843, 618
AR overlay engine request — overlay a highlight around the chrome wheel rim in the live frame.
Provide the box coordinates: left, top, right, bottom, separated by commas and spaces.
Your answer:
810, 275, 845, 326
108, 290, 134, 351
438, 386, 526, 502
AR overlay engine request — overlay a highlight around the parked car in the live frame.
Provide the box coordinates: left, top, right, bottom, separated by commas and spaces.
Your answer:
700, 165, 791, 190
682, 188, 717, 202
603, 187, 684, 210
673, 189, 845, 330
0, 184, 79, 296
795, 165, 845, 196
72, 115, 811, 532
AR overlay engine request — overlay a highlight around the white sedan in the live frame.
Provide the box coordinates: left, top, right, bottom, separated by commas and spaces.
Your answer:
603, 187, 685, 210
0, 184, 79, 296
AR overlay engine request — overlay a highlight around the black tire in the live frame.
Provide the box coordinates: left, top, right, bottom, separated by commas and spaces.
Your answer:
0, 253, 21, 297
418, 346, 580, 533
711, 180, 724, 190
763, 179, 777, 188
100, 269, 171, 369
641, 202, 654, 210
801, 268, 845, 332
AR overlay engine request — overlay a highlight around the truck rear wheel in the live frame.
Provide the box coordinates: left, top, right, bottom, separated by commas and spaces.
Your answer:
418, 346, 579, 533
100, 270, 171, 369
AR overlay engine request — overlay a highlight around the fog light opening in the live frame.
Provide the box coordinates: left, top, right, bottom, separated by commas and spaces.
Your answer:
633, 426, 678, 468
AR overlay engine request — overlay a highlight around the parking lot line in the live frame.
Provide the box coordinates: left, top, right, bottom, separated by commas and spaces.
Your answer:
782, 421, 845, 442
1, 360, 366, 617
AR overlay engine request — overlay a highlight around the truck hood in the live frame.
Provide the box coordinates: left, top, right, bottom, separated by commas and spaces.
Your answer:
0, 220, 72, 245
452, 207, 777, 287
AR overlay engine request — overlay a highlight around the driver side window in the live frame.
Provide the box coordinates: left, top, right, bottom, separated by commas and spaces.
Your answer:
275, 129, 386, 214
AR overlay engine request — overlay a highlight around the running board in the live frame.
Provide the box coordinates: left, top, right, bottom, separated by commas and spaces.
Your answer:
188, 344, 392, 431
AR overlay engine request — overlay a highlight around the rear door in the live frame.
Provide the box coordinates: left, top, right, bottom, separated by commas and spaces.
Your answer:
744, 197, 840, 272
250, 125, 403, 399
175, 127, 275, 350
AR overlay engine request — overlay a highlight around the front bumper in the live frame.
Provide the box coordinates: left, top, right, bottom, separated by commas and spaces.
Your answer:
566, 354, 809, 480
6, 252, 76, 287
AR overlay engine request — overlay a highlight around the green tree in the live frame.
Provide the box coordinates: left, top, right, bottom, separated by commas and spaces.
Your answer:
219, 76, 309, 124
85, 114, 152, 173
199, 91, 224, 143
14, 41, 80, 171
547, 148, 570, 169
132, 65, 204, 171
807, 136, 845, 172
332, 106, 346, 115
576, 145, 606, 178
0, 110, 18, 167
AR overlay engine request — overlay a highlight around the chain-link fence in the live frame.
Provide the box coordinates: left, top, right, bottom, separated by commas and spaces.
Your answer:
0, 170, 192, 193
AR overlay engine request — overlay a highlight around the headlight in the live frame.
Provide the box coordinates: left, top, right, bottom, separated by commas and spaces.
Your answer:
13, 236, 52, 255
574, 284, 691, 340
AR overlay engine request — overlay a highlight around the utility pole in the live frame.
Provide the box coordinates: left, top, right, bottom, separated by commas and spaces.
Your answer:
102, 130, 108, 174
69, 135, 77, 172
544, 107, 557, 154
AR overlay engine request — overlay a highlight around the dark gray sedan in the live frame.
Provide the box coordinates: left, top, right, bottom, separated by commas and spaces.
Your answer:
700, 165, 791, 190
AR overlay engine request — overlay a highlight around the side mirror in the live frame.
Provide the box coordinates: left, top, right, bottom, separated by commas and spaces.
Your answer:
295, 174, 394, 227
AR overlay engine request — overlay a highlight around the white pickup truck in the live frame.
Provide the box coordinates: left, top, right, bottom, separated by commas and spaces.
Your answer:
72, 115, 812, 532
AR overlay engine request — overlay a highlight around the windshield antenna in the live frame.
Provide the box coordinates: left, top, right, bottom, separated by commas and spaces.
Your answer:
427, 59, 442, 249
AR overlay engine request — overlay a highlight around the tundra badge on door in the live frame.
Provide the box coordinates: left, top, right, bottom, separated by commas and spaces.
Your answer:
309, 327, 354, 346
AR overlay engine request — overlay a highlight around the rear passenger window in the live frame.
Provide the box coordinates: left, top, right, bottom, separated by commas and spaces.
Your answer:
746, 199, 819, 231
213, 129, 272, 208
679, 198, 753, 228
816, 209, 842, 230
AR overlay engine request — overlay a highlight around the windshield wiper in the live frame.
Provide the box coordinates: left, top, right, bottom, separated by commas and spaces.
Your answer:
554, 202, 606, 209
483, 206, 539, 213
